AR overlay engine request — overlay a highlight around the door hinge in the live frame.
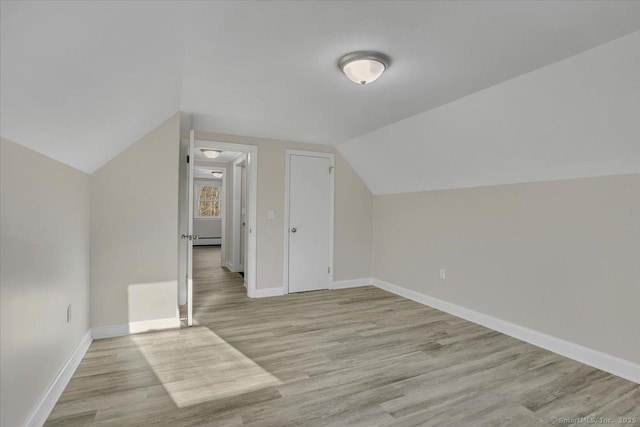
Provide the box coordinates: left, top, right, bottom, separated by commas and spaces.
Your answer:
329, 166, 334, 174
328, 266, 331, 273
186, 155, 190, 164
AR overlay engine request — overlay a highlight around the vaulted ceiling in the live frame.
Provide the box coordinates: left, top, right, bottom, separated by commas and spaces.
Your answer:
2, 1, 640, 174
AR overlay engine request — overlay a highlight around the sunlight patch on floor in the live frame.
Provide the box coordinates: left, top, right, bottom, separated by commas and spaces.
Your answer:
131, 326, 282, 408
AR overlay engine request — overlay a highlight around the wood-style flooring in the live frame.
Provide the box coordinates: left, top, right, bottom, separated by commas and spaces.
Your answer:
46, 246, 639, 426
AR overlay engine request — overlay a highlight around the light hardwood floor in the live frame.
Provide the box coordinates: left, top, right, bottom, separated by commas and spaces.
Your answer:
46, 246, 639, 426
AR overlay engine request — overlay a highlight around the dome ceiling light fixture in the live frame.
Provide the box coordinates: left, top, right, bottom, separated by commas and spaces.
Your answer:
211, 171, 223, 178
338, 51, 391, 85
201, 148, 222, 159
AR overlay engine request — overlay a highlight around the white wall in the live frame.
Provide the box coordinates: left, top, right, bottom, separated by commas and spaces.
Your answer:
1, 138, 91, 427
339, 31, 640, 195
193, 218, 221, 241
225, 155, 244, 268
193, 218, 222, 246
91, 113, 180, 328
373, 174, 640, 365
191, 131, 374, 288
334, 153, 374, 280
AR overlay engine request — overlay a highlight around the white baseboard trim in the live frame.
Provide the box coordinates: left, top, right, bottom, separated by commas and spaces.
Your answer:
224, 261, 244, 273
92, 317, 181, 339
249, 287, 284, 298
25, 330, 93, 427
332, 278, 373, 289
372, 279, 640, 384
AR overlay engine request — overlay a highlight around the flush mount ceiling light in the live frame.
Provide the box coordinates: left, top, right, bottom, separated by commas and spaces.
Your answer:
211, 171, 223, 178
201, 149, 222, 159
338, 51, 391, 85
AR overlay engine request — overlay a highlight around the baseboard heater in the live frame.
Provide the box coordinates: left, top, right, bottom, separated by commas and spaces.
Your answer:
194, 236, 221, 245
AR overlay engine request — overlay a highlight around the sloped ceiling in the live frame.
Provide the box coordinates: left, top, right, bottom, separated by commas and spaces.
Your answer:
0, 1, 194, 173
338, 32, 640, 194
2, 1, 640, 174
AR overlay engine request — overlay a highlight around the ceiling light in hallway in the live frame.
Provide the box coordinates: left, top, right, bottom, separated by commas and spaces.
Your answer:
201, 149, 222, 159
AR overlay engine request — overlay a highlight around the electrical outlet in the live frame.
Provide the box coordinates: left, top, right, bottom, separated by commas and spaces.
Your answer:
440, 269, 446, 280
67, 304, 72, 323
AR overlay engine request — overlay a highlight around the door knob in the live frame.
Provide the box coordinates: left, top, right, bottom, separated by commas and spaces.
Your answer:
291, 227, 297, 233
193, 235, 199, 240
181, 234, 189, 240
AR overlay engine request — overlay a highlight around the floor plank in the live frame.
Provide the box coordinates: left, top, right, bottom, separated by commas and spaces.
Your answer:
46, 246, 639, 426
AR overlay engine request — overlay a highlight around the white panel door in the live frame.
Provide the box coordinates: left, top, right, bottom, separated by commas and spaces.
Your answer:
288, 154, 332, 293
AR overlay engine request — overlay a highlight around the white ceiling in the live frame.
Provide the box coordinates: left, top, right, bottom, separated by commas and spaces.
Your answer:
193, 149, 240, 164
2, 1, 640, 173
193, 167, 223, 181
339, 31, 640, 194
0, 1, 190, 173
193, 148, 242, 179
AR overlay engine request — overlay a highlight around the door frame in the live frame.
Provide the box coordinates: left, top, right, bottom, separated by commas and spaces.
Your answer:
283, 149, 335, 294
186, 138, 259, 300
192, 168, 225, 254
231, 155, 247, 275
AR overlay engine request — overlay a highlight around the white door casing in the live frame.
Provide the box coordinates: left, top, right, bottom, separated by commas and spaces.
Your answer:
284, 150, 335, 293
186, 130, 195, 326
232, 154, 247, 273
240, 161, 247, 273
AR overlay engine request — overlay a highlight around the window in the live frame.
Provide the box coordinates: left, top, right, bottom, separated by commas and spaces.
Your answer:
196, 182, 221, 218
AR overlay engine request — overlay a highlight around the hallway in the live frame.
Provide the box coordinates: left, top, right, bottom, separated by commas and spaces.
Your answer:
192, 246, 246, 324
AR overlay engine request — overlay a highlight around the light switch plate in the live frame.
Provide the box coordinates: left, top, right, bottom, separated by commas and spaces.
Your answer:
267, 210, 275, 220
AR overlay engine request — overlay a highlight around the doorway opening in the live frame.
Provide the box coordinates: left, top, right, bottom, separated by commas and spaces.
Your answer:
178, 131, 258, 326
